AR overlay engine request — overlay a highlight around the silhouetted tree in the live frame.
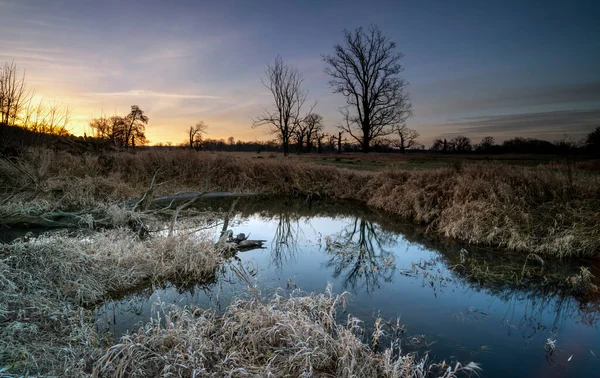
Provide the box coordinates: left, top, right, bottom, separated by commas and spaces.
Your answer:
324, 25, 412, 153
302, 113, 324, 152
450, 135, 472, 152
0, 61, 32, 125
502, 137, 556, 154
394, 124, 419, 152
124, 105, 148, 149
585, 126, 600, 155
476, 136, 496, 152
292, 125, 306, 153
22, 99, 71, 135
89, 114, 127, 147
252, 56, 308, 155
431, 138, 444, 151
189, 121, 208, 150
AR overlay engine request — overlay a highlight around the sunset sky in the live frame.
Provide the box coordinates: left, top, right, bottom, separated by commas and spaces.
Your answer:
1, 0, 598, 146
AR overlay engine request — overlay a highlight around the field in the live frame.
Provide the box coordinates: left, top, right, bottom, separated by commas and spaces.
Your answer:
205, 150, 597, 171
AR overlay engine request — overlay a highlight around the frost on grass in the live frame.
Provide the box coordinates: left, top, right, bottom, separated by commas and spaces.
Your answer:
0, 228, 223, 376
94, 284, 480, 378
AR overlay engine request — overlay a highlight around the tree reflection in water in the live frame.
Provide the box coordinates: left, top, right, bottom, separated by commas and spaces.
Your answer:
324, 217, 398, 293
270, 212, 303, 270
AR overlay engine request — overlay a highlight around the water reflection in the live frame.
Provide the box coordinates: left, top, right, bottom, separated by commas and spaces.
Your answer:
270, 211, 302, 269
96, 196, 600, 378
324, 217, 397, 293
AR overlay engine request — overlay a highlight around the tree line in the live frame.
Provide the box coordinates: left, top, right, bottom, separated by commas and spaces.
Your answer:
429, 133, 599, 155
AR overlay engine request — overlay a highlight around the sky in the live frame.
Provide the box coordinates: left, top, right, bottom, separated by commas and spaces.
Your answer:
0, 0, 599, 146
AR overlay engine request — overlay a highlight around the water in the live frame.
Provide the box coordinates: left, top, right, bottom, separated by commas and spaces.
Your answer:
95, 197, 600, 377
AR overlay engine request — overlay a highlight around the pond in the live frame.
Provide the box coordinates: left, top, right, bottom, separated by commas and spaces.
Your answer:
95, 196, 600, 378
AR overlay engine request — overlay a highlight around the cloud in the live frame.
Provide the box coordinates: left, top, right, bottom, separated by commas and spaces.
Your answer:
86, 89, 221, 100
420, 108, 600, 142
412, 79, 600, 118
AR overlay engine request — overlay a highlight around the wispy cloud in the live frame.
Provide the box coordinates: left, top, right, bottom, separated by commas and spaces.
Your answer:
87, 90, 221, 100
423, 108, 600, 142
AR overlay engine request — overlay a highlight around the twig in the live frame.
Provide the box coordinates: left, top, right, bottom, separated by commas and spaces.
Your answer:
168, 192, 206, 237
133, 167, 162, 212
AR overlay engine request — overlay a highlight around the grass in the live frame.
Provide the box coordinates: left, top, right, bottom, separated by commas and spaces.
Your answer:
2, 147, 598, 257
93, 284, 480, 378
0, 226, 480, 377
0, 226, 222, 375
229, 151, 598, 172
0, 146, 598, 376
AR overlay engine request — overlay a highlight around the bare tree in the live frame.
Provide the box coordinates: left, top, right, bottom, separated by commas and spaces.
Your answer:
394, 124, 419, 153
189, 121, 208, 150
303, 113, 324, 153
20, 97, 71, 135
450, 135, 473, 152
0, 61, 33, 125
586, 126, 600, 155
324, 25, 412, 152
124, 105, 148, 149
476, 136, 496, 151
89, 114, 128, 147
252, 56, 308, 155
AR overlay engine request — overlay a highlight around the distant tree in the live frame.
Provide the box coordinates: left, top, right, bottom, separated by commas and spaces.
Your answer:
124, 105, 148, 149
292, 125, 306, 153
502, 137, 556, 154
0, 61, 33, 125
315, 132, 326, 153
431, 138, 445, 152
476, 136, 495, 152
302, 113, 324, 153
227, 136, 235, 146
585, 126, 600, 155
394, 124, 419, 153
252, 56, 308, 155
372, 137, 396, 152
189, 121, 208, 150
450, 135, 472, 152
324, 25, 412, 152
89, 114, 127, 147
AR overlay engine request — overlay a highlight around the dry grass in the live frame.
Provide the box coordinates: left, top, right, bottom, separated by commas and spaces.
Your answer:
0, 227, 222, 375
93, 284, 480, 378
2, 147, 598, 257
1, 227, 478, 377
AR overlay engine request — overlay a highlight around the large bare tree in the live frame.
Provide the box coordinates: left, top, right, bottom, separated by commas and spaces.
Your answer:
252, 56, 308, 155
324, 25, 412, 152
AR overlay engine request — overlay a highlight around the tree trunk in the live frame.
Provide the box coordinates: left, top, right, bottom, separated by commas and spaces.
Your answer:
400, 134, 405, 153
362, 135, 370, 153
